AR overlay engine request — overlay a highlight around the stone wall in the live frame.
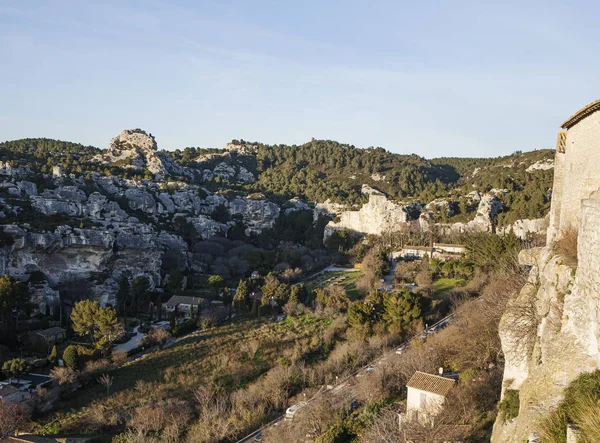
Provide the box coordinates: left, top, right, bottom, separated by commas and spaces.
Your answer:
547, 111, 600, 243
492, 102, 600, 442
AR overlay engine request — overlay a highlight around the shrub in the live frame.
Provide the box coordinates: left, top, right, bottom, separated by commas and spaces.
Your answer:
2, 358, 29, 377
82, 359, 114, 381
498, 389, 520, 421
142, 327, 170, 349
553, 227, 578, 267
50, 366, 78, 385
171, 319, 197, 337
62, 345, 79, 369
111, 350, 128, 366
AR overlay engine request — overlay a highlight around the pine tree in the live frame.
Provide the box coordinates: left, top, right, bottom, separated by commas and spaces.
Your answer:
49, 345, 57, 365
234, 280, 249, 314
116, 274, 130, 318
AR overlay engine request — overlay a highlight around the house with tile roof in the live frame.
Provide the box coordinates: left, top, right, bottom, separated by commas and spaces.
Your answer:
405, 371, 456, 424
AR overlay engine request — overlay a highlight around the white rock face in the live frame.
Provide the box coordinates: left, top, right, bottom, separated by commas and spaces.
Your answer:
453, 193, 502, 233
314, 199, 347, 220
526, 159, 554, 172
497, 217, 549, 239
324, 193, 415, 237
324, 191, 505, 238
361, 184, 382, 195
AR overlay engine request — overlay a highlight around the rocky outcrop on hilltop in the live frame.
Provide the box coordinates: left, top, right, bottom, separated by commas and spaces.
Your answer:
95, 129, 168, 177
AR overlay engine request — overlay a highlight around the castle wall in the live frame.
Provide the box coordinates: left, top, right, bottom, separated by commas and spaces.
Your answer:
548, 112, 600, 242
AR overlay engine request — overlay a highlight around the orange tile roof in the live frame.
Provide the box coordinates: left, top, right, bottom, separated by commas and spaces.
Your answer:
561, 100, 600, 129
406, 371, 455, 396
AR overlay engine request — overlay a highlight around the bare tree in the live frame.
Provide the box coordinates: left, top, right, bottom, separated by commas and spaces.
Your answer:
98, 373, 114, 396
0, 400, 29, 440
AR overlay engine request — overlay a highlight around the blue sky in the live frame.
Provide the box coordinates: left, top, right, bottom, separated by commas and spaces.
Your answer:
1, 1, 598, 157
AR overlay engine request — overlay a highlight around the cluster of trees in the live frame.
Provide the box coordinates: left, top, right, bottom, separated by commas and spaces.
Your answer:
0, 275, 30, 347
429, 258, 475, 280
70, 300, 124, 351
348, 289, 423, 338
116, 275, 153, 320
250, 139, 451, 203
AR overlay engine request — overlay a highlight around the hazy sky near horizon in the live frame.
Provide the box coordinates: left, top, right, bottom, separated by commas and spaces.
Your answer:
1, 1, 598, 158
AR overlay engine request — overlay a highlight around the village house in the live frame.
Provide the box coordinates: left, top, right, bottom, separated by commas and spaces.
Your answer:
24, 327, 67, 354
392, 246, 434, 260
432, 243, 466, 255
404, 370, 456, 424
164, 295, 204, 317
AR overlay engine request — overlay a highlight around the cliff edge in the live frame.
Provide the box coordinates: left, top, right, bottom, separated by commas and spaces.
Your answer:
492, 100, 600, 442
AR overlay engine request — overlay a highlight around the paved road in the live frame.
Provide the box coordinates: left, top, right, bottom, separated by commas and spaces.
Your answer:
382, 260, 396, 290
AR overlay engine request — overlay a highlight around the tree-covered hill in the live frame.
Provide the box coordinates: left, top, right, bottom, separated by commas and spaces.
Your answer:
0, 136, 555, 221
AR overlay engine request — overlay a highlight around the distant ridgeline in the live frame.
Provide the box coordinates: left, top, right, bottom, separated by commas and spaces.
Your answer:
0, 135, 554, 226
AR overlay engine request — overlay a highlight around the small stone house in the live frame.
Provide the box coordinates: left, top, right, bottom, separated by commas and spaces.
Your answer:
405, 371, 456, 423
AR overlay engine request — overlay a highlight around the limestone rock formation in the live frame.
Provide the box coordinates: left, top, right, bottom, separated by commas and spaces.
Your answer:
324, 193, 418, 238
95, 129, 168, 177
324, 189, 504, 238
497, 217, 549, 239
492, 100, 600, 442
228, 198, 280, 236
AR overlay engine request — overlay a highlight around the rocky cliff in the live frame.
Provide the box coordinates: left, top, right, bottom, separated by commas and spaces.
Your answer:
324, 189, 546, 240
0, 130, 284, 311
0, 129, 555, 316
492, 100, 600, 442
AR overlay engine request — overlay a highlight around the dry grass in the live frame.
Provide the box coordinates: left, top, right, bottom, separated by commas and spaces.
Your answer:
553, 227, 578, 267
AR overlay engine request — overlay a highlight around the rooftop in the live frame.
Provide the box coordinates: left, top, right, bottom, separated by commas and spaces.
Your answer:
0, 384, 20, 396
561, 99, 600, 129
165, 295, 204, 307
403, 246, 432, 251
35, 327, 66, 340
406, 371, 455, 396
433, 243, 466, 249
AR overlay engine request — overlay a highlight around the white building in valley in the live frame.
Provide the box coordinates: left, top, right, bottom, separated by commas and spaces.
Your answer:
404, 371, 456, 424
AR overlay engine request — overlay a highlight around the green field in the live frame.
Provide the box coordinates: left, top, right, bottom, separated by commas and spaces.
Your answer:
432, 278, 465, 299
303, 270, 363, 300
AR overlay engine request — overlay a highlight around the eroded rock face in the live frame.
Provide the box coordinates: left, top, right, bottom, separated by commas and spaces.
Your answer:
228, 198, 280, 236
491, 211, 599, 441
324, 191, 503, 238
324, 193, 419, 238
497, 217, 549, 239
188, 215, 229, 239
